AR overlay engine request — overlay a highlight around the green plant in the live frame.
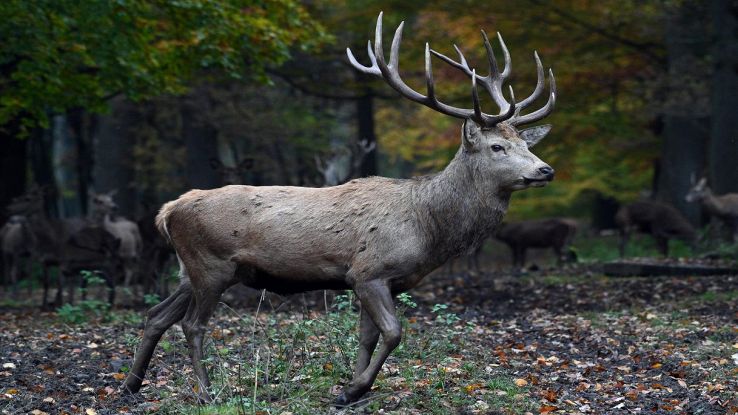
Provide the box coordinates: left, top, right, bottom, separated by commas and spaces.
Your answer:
144, 293, 161, 306
431, 303, 461, 325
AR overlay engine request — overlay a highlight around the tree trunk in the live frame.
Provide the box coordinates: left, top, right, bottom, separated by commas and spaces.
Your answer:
183, 98, 220, 190
30, 125, 58, 217
68, 109, 97, 216
657, 3, 709, 224
0, 118, 27, 219
94, 97, 137, 216
708, 0, 738, 194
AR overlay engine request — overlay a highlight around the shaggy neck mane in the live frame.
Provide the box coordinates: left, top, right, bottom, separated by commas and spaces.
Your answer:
413, 148, 510, 261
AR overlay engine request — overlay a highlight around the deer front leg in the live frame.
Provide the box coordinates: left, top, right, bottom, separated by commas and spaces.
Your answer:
336, 280, 401, 406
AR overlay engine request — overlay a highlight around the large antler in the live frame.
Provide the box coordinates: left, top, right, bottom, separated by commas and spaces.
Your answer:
347, 12, 556, 128
347, 12, 516, 127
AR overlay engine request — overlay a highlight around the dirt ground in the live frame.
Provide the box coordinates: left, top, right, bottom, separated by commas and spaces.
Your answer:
1, 265, 737, 414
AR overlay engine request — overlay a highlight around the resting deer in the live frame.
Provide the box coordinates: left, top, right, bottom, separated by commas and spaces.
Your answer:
495, 218, 578, 268
615, 200, 696, 257
123, 12, 557, 406
685, 177, 738, 242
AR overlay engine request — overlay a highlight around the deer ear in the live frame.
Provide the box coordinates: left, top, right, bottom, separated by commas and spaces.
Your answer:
462, 118, 482, 150
238, 158, 255, 170
698, 177, 707, 187
520, 124, 552, 148
209, 158, 223, 170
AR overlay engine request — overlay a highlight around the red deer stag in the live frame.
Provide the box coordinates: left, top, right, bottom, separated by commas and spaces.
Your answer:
615, 200, 696, 257
685, 177, 738, 242
494, 218, 578, 268
123, 12, 557, 405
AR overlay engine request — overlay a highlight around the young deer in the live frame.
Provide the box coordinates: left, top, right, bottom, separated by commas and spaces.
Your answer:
124, 12, 557, 406
685, 177, 738, 242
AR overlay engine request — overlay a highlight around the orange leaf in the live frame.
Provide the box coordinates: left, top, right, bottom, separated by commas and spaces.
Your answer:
540, 405, 558, 414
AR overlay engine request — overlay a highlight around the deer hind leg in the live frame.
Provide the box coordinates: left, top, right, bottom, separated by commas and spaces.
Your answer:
123, 280, 192, 394
179, 260, 235, 403
337, 279, 401, 406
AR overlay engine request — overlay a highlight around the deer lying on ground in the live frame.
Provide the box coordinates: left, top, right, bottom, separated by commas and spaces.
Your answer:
615, 200, 696, 257
685, 177, 738, 242
494, 218, 578, 268
0, 214, 35, 296
123, 12, 557, 405
89, 191, 143, 289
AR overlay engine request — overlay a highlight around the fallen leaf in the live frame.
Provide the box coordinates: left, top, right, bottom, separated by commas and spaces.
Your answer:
112, 373, 126, 380
514, 378, 528, 387
539, 405, 558, 414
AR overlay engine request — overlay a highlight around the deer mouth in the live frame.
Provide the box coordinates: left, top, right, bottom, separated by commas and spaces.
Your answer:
523, 176, 552, 187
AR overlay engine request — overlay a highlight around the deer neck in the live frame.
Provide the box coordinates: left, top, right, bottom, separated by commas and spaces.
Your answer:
416, 151, 510, 260
700, 189, 725, 216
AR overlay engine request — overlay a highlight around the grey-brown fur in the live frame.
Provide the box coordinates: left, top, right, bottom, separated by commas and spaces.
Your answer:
615, 200, 696, 257
495, 218, 578, 268
685, 177, 738, 242
124, 12, 558, 405
124, 119, 555, 404
90, 191, 143, 288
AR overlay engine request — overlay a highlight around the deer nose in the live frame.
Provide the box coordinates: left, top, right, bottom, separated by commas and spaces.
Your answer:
538, 166, 555, 179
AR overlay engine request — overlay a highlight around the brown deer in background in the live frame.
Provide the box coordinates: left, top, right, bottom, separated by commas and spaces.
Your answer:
210, 157, 255, 186
495, 218, 578, 268
124, 12, 557, 405
315, 139, 375, 187
615, 200, 696, 257
0, 214, 35, 296
89, 191, 143, 290
685, 177, 738, 242
4, 187, 121, 307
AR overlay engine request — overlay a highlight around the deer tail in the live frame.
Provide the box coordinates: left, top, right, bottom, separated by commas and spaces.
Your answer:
155, 200, 178, 244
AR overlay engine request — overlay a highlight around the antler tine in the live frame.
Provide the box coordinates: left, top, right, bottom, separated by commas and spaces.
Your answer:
480, 31, 511, 114
389, 21, 404, 69
497, 32, 511, 79
515, 51, 544, 111
472, 70, 482, 120
425, 43, 436, 101
348, 12, 517, 127
511, 69, 556, 126
430, 46, 495, 99
346, 40, 380, 75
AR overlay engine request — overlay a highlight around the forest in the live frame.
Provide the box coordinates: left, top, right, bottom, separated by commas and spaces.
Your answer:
1, 1, 737, 414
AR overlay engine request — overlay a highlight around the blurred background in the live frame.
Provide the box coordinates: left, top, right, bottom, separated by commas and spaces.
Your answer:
1, 0, 737, 302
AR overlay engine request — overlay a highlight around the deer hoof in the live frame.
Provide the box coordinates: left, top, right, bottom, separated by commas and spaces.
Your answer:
334, 392, 355, 407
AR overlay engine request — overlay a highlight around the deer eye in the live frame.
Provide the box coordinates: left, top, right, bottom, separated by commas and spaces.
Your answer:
491, 144, 504, 152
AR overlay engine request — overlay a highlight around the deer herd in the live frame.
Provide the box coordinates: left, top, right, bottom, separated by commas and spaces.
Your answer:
1, 12, 737, 407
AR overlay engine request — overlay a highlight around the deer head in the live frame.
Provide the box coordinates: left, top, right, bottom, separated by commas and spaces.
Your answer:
6, 185, 46, 217
347, 13, 556, 192
90, 190, 119, 219
210, 158, 255, 185
685, 176, 710, 203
